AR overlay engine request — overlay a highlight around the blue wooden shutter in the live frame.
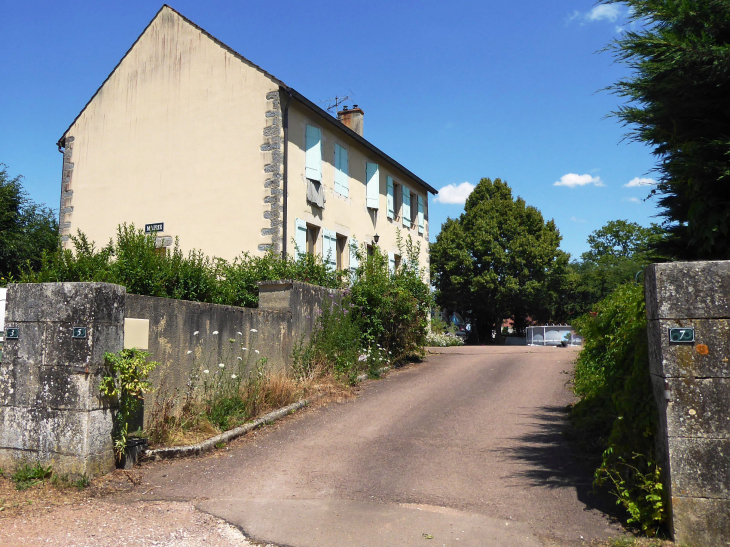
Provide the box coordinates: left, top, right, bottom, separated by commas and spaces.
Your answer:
402, 187, 411, 228
334, 144, 349, 197
349, 238, 359, 273
295, 218, 307, 259
386, 177, 394, 219
417, 194, 424, 234
323, 229, 337, 268
388, 251, 396, 273
305, 125, 322, 181
366, 162, 379, 209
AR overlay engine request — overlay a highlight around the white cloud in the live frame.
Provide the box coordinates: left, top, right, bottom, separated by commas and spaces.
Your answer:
624, 177, 656, 188
586, 5, 622, 22
565, 10, 580, 25
554, 173, 604, 188
570, 216, 587, 223
622, 197, 641, 203
434, 182, 475, 204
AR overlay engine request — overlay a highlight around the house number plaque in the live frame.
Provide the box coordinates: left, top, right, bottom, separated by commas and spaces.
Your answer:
72, 327, 88, 339
669, 327, 695, 344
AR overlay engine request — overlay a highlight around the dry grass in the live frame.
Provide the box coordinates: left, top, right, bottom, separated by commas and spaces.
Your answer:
591, 537, 675, 546
0, 469, 142, 520
146, 369, 355, 448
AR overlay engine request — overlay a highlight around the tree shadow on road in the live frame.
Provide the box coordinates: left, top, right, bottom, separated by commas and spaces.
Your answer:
497, 404, 626, 522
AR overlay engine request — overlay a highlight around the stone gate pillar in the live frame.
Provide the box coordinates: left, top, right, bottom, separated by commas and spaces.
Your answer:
0, 283, 126, 478
645, 261, 730, 546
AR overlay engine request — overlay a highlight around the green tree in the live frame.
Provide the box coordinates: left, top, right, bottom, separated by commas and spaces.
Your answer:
558, 220, 662, 319
604, 0, 730, 259
430, 178, 565, 341
0, 164, 58, 282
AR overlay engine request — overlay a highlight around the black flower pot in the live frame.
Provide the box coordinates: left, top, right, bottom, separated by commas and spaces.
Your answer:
118, 437, 148, 469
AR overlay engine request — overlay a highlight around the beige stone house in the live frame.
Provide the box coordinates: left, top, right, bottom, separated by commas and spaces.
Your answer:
57, 5, 436, 275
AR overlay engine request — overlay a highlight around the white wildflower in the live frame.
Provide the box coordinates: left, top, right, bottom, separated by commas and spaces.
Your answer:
194, 331, 199, 336
212, 331, 219, 335
203, 369, 209, 374
186, 350, 193, 355
255, 350, 260, 354
250, 328, 258, 333
358, 354, 367, 362
241, 347, 248, 351
237, 356, 243, 360
231, 374, 237, 379
237, 331, 243, 336
218, 363, 225, 368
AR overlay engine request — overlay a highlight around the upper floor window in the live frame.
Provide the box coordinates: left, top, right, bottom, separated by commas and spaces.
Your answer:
334, 144, 349, 197
417, 194, 425, 235
366, 162, 379, 209
305, 125, 322, 182
387, 177, 395, 219
402, 186, 411, 228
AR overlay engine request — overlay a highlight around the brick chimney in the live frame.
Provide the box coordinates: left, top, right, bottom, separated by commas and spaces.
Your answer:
337, 105, 364, 136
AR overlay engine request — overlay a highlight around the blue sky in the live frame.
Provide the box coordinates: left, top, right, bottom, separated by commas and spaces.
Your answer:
0, 0, 658, 259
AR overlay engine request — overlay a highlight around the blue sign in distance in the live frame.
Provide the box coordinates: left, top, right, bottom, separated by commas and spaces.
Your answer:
72, 327, 88, 339
5, 327, 19, 339
669, 327, 694, 343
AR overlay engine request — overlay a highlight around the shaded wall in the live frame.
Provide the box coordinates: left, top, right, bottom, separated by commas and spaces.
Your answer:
126, 280, 342, 424
0, 283, 122, 478
646, 261, 730, 546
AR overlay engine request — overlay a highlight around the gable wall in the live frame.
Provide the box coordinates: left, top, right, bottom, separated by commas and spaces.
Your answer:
61, 7, 280, 260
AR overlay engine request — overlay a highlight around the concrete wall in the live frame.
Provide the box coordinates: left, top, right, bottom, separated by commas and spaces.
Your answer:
0, 280, 341, 474
125, 281, 341, 425
0, 283, 123, 478
645, 261, 730, 546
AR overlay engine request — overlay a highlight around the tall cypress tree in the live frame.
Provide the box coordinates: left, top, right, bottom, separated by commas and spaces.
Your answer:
605, 0, 730, 259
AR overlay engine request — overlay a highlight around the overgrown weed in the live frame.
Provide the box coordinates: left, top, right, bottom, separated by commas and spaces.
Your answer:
572, 283, 666, 536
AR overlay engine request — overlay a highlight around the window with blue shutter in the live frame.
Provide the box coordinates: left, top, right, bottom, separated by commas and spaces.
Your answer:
366, 162, 379, 209
402, 187, 411, 228
334, 144, 349, 197
349, 238, 359, 273
388, 251, 396, 273
386, 177, 394, 219
417, 194, 424, 234
295, 218, 307, 259
305, 125, 322, 181
322, 228, 337, 269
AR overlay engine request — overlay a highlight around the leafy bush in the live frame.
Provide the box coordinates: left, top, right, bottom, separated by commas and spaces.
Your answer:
100, 348, 159, 459
21, 224, 344, 307
292, 235, 432, 383
349, 235, 431, 362
572, 283, 665, 536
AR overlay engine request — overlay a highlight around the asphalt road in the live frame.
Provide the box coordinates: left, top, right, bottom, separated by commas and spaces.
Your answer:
143, 346, 626, 546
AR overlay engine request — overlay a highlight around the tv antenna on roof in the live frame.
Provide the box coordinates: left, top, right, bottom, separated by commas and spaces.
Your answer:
319, 91, 354, 114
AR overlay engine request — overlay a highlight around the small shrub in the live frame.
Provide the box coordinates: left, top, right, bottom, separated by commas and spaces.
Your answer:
100, 348, 159, 459
349, 234, 432, 363
426, 331, 464, 347
51, 473, 90, 491
11, 462, 52, 491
